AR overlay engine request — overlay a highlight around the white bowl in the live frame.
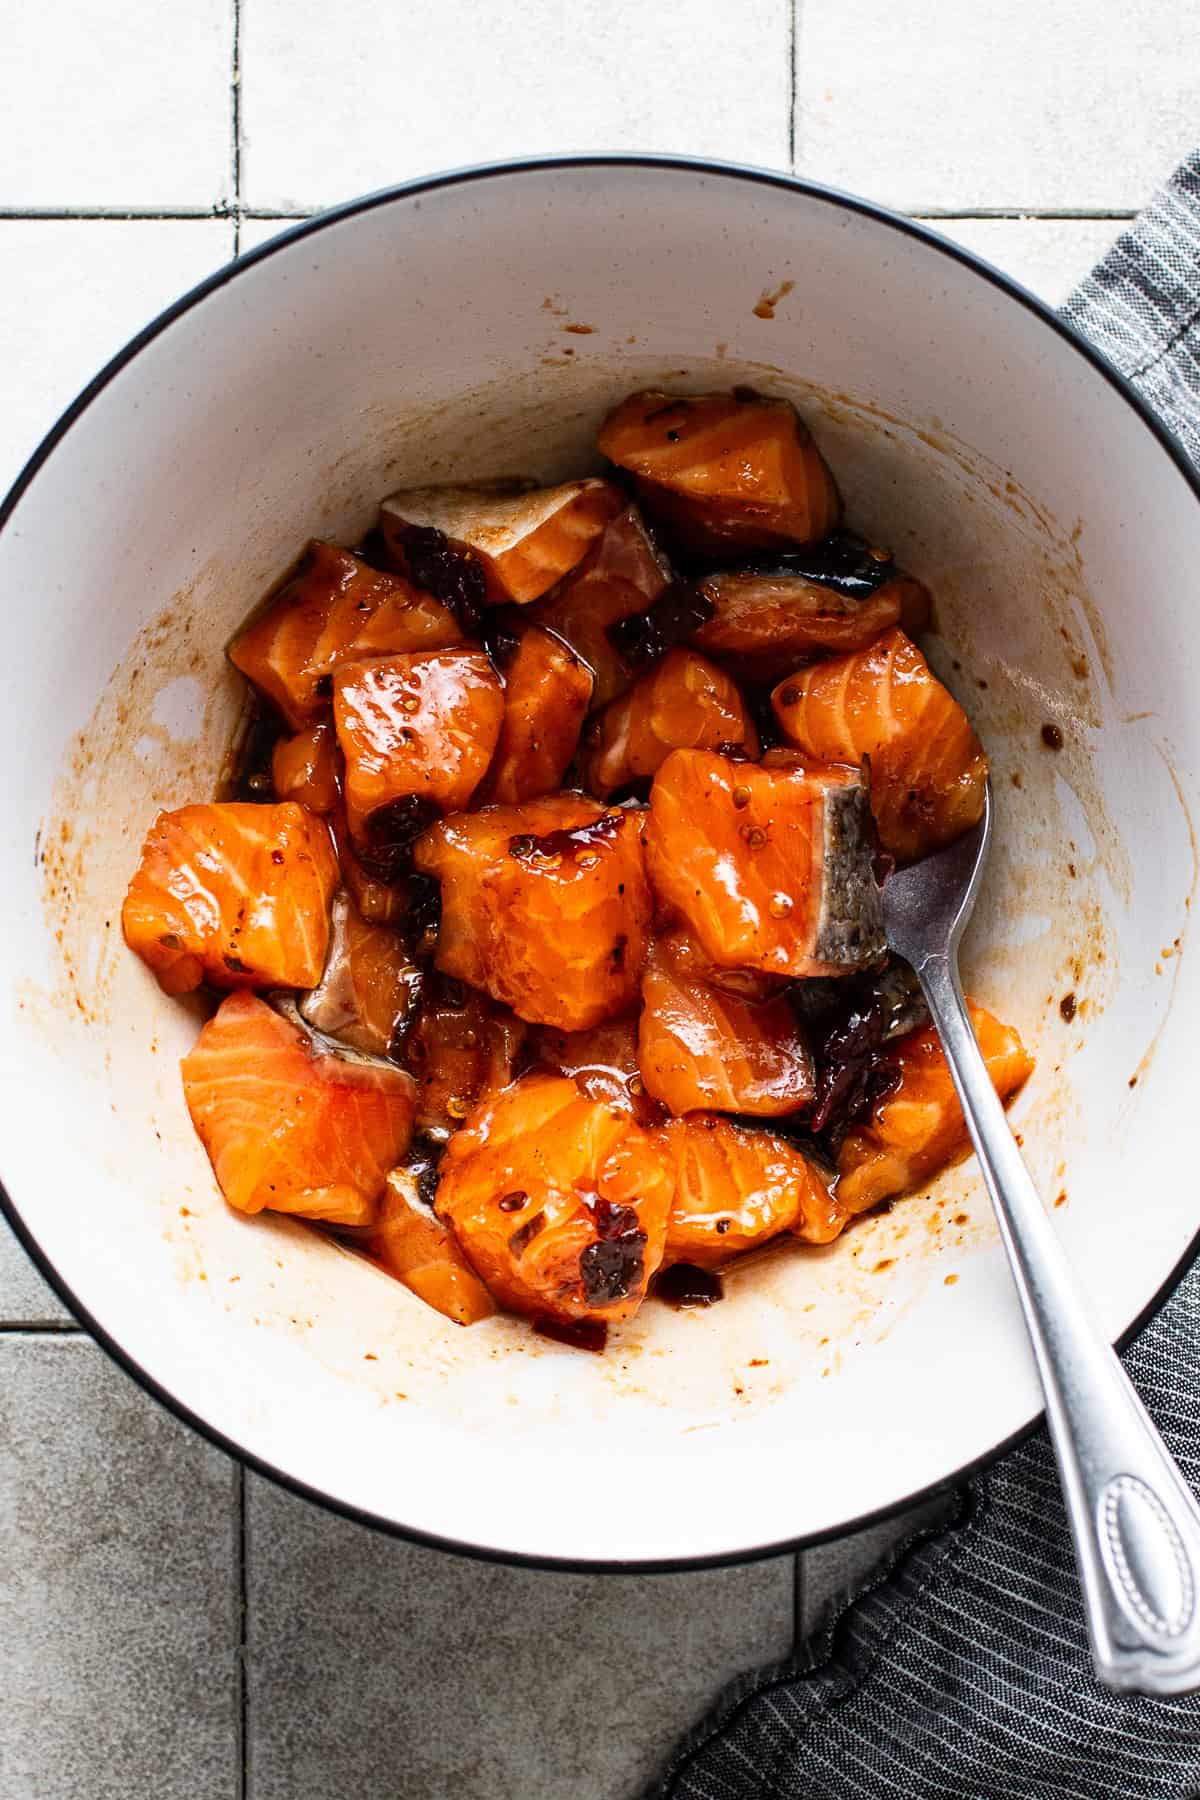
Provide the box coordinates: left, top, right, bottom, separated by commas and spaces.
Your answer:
3, 156, 1199, 1569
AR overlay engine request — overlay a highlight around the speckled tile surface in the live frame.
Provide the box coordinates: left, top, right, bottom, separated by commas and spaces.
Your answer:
0, 4, 1177, 1792
245, 1478, 793, 1800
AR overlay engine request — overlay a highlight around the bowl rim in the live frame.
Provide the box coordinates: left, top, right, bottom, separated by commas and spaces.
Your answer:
4, 150, 1200, 1574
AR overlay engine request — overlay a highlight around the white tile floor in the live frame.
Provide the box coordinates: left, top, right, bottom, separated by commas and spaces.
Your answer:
1, 5, 1195, 1794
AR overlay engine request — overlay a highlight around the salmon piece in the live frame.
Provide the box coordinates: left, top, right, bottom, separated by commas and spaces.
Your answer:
380, 480, 623, 605
643, 750, 884, 978
478, 625, 593, 804
413, 796, 653, 1031
526, 505, 672, 707
333, 649, 504, 842
436, 1074, 674, 1323
271, 718, 340, 814
529, 1014, 664, 1125
122, 801, 337, 996
298, 891, 422, 1057
772, 628, 988, 862
837, 1003, 1033, 1214
694, 539, 930, 677
638, 928, 814, 1118
228, 542, 462, 731
656, 1114, 846, 1268
403, 974, 527, 1139
597, 391, 840, 555
180, 992, 416, 1224
582, 649, 758, 800
370, 1167, 496, 1325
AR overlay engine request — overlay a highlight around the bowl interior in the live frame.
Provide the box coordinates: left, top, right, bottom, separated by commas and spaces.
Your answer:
3, 161, 1199, 1565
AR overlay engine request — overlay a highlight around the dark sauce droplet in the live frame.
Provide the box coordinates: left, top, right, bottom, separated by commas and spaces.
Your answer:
1041, 723, 1064, 751
405, 1137, 444, 1206
498, 1190, 528, 1213
535, 1316, 608, 1353
357, 795, 440, 884
651, 1265, 724, 1308
390, 522, 488, 636
1060, 992, 1077, 1023
508, 811, 624, 865
607, 580, 715, 671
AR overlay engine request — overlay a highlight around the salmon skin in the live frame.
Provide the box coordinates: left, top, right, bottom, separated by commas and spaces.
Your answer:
122, 801, 338, 996
638, 928, 814, 1118
380, 479, 623, 605
271, 718, 340, 814
402, 973, 526, 1140
478, 625, 593, 805
694, 536, 930, 677
597, 390, 840, 556
771, 627, 987, 862
180, 991, 416, 1225
837, 1002, 1033, 1213
435, 1073, 675, 1324
413, 795, 653, 1031
370, 1166, 496, 1325
298, 890, 422, 1058
526, 504, 673, 707
657, 1113, 846, 1268
582, 647, 757, 800
333, 648, 504, 841
228, 541, 462, 731
644, 748, 884, 978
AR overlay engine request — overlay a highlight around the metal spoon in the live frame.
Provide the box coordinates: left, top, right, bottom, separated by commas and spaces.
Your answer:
883, 778, 1200, 1694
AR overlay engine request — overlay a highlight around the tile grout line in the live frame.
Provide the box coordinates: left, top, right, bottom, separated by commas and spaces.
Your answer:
230, 0, 243, 255
0, 1321, 85, 1334
787, 0, 798, 171
235, 1463, 248, 1800
0, 206, 1140, 225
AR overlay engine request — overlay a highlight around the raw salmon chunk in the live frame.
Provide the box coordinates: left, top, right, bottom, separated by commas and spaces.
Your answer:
530, 1014, 663, 1124
479, 625, 593, 804
181, 992, 416, 1224
436, 1074, 675, 1322
657, 1114, 846, 1268
381, 480, 623, 605
228, 541, 462, 730
638, 928, 813, 1118
582, 648, 757, 800
122, 801, 337, 996
271, 718, 340, 814
333, 649, 504, 841
402, 974, 527, 1139
597, 391, 840, 555
527, 504, 673, 707
413, 795, 653, 1030
643, 749, 884, 978
771, 628, 987, 862
837, 1003, 1033, 1213
370, 1166, 496, 1324
298, 891, 422, 1057
694, 537, 930, 677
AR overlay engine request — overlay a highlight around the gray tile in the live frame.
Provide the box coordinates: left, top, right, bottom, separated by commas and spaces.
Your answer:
797, 1493, 959, 1641
246, 1477, 794, 1800
0, 1211, 72, 1324
0, 1338, 239, 1799
797, 0, 1200, 210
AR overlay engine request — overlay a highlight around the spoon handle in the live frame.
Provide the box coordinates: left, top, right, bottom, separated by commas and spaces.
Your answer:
916, 949, 1200, 1694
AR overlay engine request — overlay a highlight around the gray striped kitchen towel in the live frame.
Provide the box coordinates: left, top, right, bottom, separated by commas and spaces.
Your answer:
650, 149, 1200, 1800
